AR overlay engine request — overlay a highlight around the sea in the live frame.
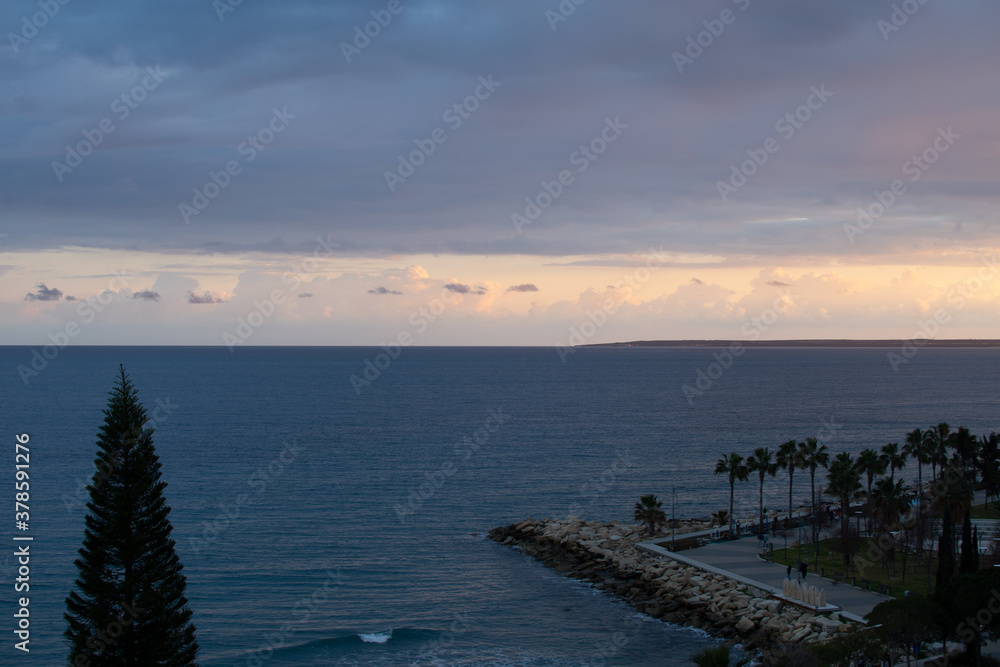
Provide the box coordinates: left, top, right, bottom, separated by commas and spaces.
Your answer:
1, 345, 998, 665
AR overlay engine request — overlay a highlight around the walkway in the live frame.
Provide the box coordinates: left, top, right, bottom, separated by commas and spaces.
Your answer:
638, 534, 891, 619
639, 532, 1000, 663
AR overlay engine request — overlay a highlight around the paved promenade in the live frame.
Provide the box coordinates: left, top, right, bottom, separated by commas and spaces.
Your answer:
640, 531, 1000, 663
638, 534, 891, 619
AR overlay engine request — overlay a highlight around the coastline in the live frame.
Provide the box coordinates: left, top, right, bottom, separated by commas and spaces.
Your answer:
488, 517, 859, 659
582, 339, 1000, 348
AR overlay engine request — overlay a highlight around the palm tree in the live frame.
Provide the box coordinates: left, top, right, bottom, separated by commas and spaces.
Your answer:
854, 448, 886, 535
902, 428, 929, 499
978, 433, 1000, 506
879, 442, 906, 483
798, 438, 829, 565
776, 439, 804, 526
926, 422, 953, 482
869, 478, 914, 578
710, 509, 730, 528
952, 427, 979, 476
798, 438, 829, 518
633, 494, 666, 536
929, 463, 974, 592
747, 447, 778, 535
826, 452, 863, 565
714, 452, 749, 538
870, 478, 913, 537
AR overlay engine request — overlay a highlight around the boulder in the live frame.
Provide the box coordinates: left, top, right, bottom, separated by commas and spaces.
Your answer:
735, 617, 755, 634
789, 626, 812, 643
813, 616, 841, 632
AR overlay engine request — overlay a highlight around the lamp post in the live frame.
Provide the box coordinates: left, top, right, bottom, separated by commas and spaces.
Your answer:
800, 514, 815, 571
853, 510, 863, 574
890, 530, 900, 579
798, 519, 803, 567
671, 486, 677, 549
813, 511, 819, 570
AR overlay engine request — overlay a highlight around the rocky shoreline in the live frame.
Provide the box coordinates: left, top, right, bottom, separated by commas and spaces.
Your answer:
487, 517, 858, 656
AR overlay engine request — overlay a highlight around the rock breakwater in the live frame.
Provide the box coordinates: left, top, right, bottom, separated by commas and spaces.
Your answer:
487, 517, 857, 653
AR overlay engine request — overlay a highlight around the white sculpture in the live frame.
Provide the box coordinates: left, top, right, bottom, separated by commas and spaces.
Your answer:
781, 579, 827, 608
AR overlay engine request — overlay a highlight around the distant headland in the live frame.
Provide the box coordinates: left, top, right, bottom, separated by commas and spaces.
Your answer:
583, 339, 1000, 348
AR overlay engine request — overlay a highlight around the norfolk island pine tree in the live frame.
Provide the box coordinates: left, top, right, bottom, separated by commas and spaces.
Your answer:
65, 366, 199, 666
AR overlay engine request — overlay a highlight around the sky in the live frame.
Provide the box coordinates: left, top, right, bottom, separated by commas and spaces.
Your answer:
1, 0, 999, 346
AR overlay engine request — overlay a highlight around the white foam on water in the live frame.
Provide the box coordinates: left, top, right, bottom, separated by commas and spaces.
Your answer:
359, 629, 393, 644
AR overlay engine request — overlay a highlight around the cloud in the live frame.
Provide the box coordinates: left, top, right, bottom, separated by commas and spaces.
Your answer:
0, 0, 996, 270
64, 295, 76, 301
187, 290, 223, 304
507, 284, 539, 293
24, 284, 63, 302
298, 292, 314, 298
445, 283, 488, 295
151, 274, 201, 299
690, 278, 705, 285
766, 280, 792, 287
4, 1, 1000, 345
132, 289, 161, 301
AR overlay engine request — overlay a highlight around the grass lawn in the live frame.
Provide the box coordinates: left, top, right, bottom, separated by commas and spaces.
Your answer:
971, 500, 1000, 520
769, 535, 937, 599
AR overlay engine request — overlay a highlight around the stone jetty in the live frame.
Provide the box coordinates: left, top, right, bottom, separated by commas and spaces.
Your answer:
488, 517, 858, 654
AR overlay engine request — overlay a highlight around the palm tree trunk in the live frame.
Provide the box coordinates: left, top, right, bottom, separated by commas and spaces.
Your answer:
810, 467, 816, 516
866, 476, 873, 536
917, 462, 923, 534
759, 477, 764, 536
841, 494, 849, 566
810, 467, 817, 553
787, 469, 793, 528
729, 480, 735, 538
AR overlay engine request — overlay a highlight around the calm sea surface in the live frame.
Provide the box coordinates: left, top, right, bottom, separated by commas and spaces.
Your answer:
1, 346, 998, 665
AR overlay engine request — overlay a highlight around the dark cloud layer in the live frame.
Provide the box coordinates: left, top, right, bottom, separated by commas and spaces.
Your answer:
24, 283, 63, 301
368, 286, 402, 295
507, 284, 539, 293
1, 1, 998, 262
187, 290, 222, 304
132, 289, 161, 301
445, 283, 487, 295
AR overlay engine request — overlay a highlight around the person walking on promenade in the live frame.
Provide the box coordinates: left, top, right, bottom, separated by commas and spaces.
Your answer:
799, 561, 808, 581
786, 564, 793, 581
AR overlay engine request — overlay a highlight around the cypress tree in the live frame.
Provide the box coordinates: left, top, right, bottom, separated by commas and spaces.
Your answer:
65, 366, 199, 666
